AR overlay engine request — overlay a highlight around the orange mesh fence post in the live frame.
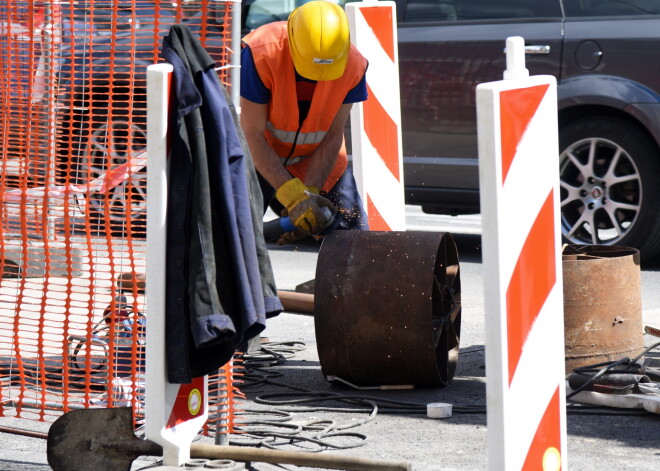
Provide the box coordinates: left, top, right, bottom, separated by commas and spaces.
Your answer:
204, 362, 240, 443
0, 0, 237, 438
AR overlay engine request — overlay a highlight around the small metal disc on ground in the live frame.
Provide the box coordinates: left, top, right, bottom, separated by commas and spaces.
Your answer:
427, 403, 453, 419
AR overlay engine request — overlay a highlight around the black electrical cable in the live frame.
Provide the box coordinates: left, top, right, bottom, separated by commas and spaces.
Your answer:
233, 337, 660, 446
231, 343, 379, 451
566, 341, 660, 399
231, 341, 495, 455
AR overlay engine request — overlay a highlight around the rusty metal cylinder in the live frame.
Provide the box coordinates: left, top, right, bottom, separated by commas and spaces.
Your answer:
563, 245, 644, 374
314, 230, 461, 387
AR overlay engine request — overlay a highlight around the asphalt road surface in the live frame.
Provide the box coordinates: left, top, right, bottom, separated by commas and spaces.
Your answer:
2, 208, 660, 470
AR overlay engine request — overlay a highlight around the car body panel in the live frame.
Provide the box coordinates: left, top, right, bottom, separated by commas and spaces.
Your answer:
560, 15, 660, 149
398, 4, 660, 218
561, 17, 660, 100
396, 15, 564, 215
398, 20, 563, 193
557, 75, 660, 148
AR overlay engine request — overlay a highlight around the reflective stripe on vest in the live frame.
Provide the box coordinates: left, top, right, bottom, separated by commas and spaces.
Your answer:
266, 121, 327, 146
243, 22, 367, 192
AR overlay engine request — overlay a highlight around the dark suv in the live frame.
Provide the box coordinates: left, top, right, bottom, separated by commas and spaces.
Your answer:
243, 0, 660, 258
395, 0, 660, 259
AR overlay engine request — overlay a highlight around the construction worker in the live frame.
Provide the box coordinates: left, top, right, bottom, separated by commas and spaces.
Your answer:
240, 0, 369, 244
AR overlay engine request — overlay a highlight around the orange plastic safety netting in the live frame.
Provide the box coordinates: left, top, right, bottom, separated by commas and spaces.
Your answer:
0, 0, 240, 436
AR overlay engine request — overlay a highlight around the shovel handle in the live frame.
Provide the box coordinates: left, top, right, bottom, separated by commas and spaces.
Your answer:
190, 443, 412, 471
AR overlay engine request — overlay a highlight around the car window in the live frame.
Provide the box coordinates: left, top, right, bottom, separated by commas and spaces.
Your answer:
563, 0, 660, 16
402, 0, 562, 23
73, 4, 140, 33
244, 0, 350, 31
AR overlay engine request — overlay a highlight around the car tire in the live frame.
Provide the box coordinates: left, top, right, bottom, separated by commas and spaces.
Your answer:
75, 117, 148, 237
559, 116, 660, 259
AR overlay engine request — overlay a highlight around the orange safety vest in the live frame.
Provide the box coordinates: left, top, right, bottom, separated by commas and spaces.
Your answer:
242, 22, 368, 192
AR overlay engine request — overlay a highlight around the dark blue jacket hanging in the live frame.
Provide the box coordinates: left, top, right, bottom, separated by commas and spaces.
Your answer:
161, 24, 282, 383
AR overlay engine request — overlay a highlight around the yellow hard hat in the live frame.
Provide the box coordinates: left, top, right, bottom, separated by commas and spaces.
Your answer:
287, 1, 350, 81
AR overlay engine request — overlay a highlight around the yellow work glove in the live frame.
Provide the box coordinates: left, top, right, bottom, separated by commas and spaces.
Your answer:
275, 178, 335, 234
277, 229, 310, 246
276, 208, 310, 246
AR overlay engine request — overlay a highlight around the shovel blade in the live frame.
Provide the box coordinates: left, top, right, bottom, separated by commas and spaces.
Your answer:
47, 407, 161, 471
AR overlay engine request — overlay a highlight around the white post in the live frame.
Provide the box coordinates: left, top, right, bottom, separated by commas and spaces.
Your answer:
477, 37, 568, 471
145, 63, 209, 466
229, 0, 242, 107
346, 0, 405, 231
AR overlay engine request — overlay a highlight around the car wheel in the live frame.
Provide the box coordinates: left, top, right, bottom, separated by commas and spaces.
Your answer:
559, 117, 660, 258
76, 118, 147, 236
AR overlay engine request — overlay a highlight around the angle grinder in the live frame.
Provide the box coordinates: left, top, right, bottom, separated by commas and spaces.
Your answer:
263, 206, 342, 242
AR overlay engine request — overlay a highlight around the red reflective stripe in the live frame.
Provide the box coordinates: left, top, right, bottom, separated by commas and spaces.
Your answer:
367, 194, 392, 231
506, 191, 556, 384
522, 387, 563, 471
364, 83, 400, 181
360, 6, 395, 62
500, 84, 549, 184
166, 377, 205, 428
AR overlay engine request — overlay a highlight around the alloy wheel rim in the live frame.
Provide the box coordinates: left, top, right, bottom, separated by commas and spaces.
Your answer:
79, 119, 147, 224
559, 136, 642, 246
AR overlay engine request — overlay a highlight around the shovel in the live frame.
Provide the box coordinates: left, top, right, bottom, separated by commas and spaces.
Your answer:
47, 407, 412, 471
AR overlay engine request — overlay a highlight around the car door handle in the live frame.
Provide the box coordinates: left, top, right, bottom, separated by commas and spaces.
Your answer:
525, 45, 551, 54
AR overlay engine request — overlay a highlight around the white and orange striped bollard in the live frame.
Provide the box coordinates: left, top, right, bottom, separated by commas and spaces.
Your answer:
477, 37, 568, 471
346, 0, 405, 231
145, 63, 209, 466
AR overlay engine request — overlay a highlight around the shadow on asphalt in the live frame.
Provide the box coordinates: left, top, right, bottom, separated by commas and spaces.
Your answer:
566, 410, 660, 450
236, 366, 490, 426
0, 460, 50, 470
265, 239, 323, 253
235, 341, 489, 428
640, 254, 660, 271
451, 233, 483, 264
236, 338, 660, 455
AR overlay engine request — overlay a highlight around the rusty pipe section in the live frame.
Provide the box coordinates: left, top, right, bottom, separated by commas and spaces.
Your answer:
0, 425, 48, 440
563, 244, 643, 374
277, 290, 314, 315
314, 230, 461, 387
